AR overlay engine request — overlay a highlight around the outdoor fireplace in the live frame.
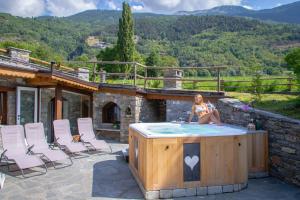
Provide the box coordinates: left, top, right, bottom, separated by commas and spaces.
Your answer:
102, 102, 121, 128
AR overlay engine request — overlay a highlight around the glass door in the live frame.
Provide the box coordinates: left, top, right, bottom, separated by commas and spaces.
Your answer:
16, 87, 38, 125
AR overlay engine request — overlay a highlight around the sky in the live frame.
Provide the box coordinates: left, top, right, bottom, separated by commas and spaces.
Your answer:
0, 0, 298, 17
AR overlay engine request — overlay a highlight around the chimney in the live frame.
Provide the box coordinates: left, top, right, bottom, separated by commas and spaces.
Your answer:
8, 47, 31, 63
77, 68, 90, 81
163, 68, 183, 89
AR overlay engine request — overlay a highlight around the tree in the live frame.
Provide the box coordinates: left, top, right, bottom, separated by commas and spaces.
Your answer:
285, 48, 300, 82
146, 51, 160, 76
116, 2, 135, 72
251, 66, 263, 102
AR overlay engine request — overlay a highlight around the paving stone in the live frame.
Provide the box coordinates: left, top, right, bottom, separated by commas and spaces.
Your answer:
241, 182, 248, 189
207, 186, 222, 195
185, 188, 196, 197
233, 184, 241, 192
173, 188, 186, 198
160, 189, 173, 199
1, 141, 300, 200
222, 185, 234, 193
197, 186, 208, 196
145, 191, 159, 200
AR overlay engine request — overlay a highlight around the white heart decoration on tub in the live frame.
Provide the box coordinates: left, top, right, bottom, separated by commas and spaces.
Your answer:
184, 155, 199, 171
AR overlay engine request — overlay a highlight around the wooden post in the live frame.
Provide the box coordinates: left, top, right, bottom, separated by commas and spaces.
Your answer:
133, 63, 137, 86
92, 63, 96, 82
287, 76, 292, 92
54, 85, 63, 120
89, 94, 93, 118
220, 80, 225, 91
144, 67, 147, 89
217, 68, 221, 92
50, 61, 55, 73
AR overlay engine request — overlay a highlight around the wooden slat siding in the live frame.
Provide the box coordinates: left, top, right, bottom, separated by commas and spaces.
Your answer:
54, 85, 63, 120
235, 135, 248, 183
129, 128, 248, 191
247, 131, 269, 173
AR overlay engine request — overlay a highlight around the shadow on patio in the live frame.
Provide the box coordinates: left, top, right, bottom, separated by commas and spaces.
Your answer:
92, 151, 143, 199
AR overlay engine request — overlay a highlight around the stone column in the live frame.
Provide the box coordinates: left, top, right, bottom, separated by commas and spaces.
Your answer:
77, 68, 90, 81
99, 69, 106, 83
163, 69, 183, 89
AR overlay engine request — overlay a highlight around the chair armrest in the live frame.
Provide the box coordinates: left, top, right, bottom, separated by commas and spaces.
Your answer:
26, 145, 34, 154
0, 149, 7, 159
0, 149, 7, 163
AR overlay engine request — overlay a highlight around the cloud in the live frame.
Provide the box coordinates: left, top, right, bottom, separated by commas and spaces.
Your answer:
141, 0, 242, 13
243, 5, 253, 10
0, 0, 245, 17
0, 0, 45, 17
107, 0, 118, 10
132, 5, 144, 11
46, 0, 97, 17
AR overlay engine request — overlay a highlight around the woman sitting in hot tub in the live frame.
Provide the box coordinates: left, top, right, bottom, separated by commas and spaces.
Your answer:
188, 94, 221, 124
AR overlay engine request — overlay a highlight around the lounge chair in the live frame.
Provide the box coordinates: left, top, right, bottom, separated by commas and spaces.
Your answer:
0, 125, 46, 177
77, 118, 112, 153
53, 119, 87, 155
24, 122, 72, 168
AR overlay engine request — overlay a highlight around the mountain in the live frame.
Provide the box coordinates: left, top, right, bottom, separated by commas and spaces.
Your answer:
176, 1, 300, 24
1, 9, 300, 71
176, 6, 251, 16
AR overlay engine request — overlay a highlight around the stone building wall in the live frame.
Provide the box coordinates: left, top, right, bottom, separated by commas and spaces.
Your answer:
93, 92, 138, 142
166, 100, 196, 122
62, 91, 83, 134
139, 99, 165, 122
93, 93, 166, 142
217, 98, 300, 186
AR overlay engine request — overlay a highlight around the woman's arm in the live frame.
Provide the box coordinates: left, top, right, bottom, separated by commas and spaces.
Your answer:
188, 105, 195, 123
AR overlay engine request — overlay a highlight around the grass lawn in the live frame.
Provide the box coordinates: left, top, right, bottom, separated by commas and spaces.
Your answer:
227, 92, 300, 120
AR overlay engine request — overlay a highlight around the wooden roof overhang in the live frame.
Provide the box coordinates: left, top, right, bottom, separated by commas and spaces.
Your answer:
0, 65, 37, 79
98, 84, 225, 102
0, 65, 98, 93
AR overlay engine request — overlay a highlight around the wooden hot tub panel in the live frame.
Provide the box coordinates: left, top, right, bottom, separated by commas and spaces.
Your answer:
129, 129, 248, 191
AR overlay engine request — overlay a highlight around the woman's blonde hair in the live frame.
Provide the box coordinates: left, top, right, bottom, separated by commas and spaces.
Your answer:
194, 94, 204, 105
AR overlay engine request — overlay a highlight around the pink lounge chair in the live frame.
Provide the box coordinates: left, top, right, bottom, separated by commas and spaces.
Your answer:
77, 118, 111, 153
0, 125, 46, 177
24, 123, 72, 168
53, 119, 87, 155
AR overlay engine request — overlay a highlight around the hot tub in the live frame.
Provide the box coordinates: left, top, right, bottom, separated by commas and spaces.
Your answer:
129, 123, 249, 199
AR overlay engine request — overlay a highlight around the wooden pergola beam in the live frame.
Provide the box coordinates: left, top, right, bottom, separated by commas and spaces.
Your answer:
54, 84, 63, 120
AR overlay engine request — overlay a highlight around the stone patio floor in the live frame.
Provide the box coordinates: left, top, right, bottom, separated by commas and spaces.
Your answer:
0, 141, 299, 200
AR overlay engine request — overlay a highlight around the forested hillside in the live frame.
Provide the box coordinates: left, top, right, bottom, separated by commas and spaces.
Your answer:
177, 1, 300, 24
1, 10, 300, 72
